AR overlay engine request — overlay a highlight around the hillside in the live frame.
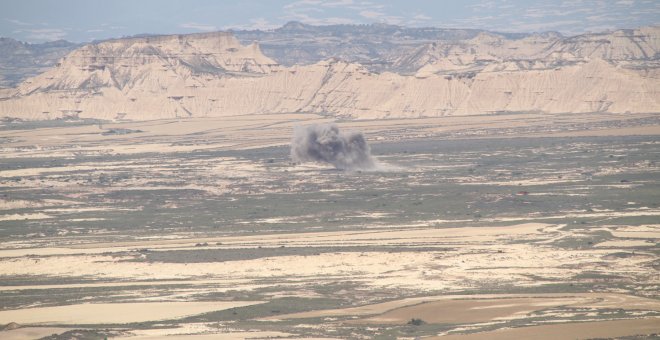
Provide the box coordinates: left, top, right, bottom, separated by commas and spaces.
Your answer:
0, 38, 77, 88
0, 26, 658, 120
393, 27, 660, 73
233, 21, 486, 68
0, 22, 484, 85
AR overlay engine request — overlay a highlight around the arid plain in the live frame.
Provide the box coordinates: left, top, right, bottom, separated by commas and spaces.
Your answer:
1, 111, 659, 339
0, 14, 659, 340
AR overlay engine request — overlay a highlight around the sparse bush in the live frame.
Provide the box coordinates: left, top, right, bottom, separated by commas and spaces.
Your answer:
408, 318, 425, 326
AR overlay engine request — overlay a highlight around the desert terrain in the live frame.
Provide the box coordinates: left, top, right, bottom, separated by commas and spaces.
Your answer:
1, 26, 658, 121
0, 12, 659, 339
0, 110, 659, 339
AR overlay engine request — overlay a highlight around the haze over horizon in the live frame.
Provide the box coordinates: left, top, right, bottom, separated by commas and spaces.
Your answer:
2, 0, 659, 43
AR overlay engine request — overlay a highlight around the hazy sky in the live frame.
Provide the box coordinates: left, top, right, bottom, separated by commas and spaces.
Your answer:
2, 0, 659, 42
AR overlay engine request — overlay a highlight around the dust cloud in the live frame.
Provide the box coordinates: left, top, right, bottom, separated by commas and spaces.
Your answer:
290, 123, 377, 170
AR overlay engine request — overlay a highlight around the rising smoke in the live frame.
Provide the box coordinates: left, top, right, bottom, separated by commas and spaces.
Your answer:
290, 123, 376, 170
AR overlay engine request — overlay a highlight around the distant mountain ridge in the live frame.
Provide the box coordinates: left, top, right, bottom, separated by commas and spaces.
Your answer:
232, 21, 489, 68
394, 26, 660, 74
1, 22, 657, 83
0, 38, 78, 88
0, 21, 536, 86
0, 23, 658, 120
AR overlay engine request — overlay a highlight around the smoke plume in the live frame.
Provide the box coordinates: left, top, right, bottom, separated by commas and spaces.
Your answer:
291, 123, 376, 170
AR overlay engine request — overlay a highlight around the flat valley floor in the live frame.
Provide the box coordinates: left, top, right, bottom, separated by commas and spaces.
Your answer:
0, 112, 659, 339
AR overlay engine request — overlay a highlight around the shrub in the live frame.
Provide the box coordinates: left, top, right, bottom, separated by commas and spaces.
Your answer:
408, 318, 425, 326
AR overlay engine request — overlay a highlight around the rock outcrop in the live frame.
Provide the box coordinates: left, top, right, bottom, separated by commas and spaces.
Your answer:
0, 27, 658, 121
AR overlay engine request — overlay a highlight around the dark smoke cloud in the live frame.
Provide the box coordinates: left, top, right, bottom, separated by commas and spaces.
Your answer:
291, 123, 376, 170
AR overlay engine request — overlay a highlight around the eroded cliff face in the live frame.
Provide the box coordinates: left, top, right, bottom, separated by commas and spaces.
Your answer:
16, 32, 279, 94
395, 27, 660, 73
1, 28, 658, 121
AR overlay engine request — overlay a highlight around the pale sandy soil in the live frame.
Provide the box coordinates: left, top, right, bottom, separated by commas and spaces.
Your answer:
531, 125, 660, 138
1, 327, 73, 340
459, 178, 580, 186
0, 114, 321, 152
0, 213, 53, 221
353, 298, 586, 324
0, 301, 262, 324
126, 331, 294, 339
263, 296, 457, 320
471, 209, 660, 224
0, 280, 265, 292
267, 293, 660, 321
1, 112, 657, 154
1, 112, 658, 338
428, 317, 660, 339
0, 223, 555, 257
125, 322, 292, 339
609, 225, 660, 239
595, 239, 656, 247
0, 222, 656, 294
0, 199, 79, 210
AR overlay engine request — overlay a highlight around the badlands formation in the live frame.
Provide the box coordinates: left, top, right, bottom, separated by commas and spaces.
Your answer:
0, 26, 658, 120
1, 23, 660, 340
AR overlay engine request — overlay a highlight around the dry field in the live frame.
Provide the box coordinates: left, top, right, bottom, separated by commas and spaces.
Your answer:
0, 111, 659, 339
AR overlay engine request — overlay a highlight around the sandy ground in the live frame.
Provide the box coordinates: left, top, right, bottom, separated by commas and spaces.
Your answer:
1, 112, 658, 338
609, 225, 660, 239
429, 317, 660, 339
127, 333, 292, 339
1, 112, 658, 155
0, 222, 656, 297
268, 293, 660, 322
595, 239, 656, 247
0, 223, 556, 258
0, 301, 262, 324
0, 279, 265, 292
0, 223, 605, 292
1, 327, 295, 340
353, 297, 588, 324
1, 327, 73, 340
126, 329, 293, 339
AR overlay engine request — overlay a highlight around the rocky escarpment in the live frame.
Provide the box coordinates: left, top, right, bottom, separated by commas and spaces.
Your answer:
0, 28, 658, 121
16, 32, 278, 94
393, 27, 660, 73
